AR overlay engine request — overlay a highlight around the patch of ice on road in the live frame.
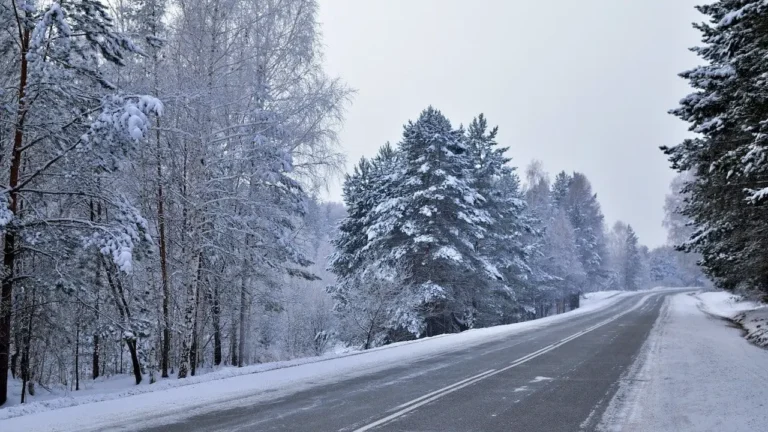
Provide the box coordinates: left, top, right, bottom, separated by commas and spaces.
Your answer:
598, 293, 768, 432
513, 386, 529, 392
529, 376, 553, 383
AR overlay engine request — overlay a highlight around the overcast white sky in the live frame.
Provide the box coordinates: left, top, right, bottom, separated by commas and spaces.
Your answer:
317, 0, 702, 247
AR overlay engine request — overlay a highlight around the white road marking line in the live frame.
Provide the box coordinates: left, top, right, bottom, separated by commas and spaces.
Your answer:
352, 293, 657, 432
390, 369, 497, 411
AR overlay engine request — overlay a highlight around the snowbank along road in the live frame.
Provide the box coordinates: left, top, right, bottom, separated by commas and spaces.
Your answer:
2, 290, 684, 432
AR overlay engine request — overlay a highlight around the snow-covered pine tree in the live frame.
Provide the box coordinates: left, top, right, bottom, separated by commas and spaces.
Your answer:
563, 173, 608, 291
663, 0, 768, 295
606, 222, 643, 291
623, 226, 643, 291
551, 172, 571, 209
330, 157, 375, 281
522, 163, 583, 316
546, 208, 586, 304
330, 143, 399, 281
364, 107, 492, 336
465, 115, 535, 325
549, 172, 608, 292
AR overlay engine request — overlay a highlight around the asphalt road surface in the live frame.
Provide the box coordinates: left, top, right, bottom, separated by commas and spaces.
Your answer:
138, 292, 671, 432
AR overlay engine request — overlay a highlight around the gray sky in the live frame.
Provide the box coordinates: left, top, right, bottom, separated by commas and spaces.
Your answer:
318, 0, 701, 247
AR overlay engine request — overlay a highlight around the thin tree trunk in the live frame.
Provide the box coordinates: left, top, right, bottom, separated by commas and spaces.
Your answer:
74, 315, 80, 391
156, 118, 171, 379
20, 286, 34, 404
177, 251, 201, 378
10, 334, 19, 379
211, 284, 222, 366
92, 330, 100, 380
91, 201, 101, 380
238, 269, 247, 367
103, 259, 142, 384
120, 341, 123, 375
230, 314, 238, 366
190, 267, 201, 377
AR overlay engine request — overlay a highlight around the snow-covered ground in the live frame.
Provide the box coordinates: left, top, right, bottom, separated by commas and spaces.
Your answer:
582, 290, 624, 303
0, 290, 650, 431
694, 290, 768, 347
599, 292, 768, 431
694, 290, 763, 319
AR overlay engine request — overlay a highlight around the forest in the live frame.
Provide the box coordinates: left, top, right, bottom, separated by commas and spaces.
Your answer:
0, 0, 712, 407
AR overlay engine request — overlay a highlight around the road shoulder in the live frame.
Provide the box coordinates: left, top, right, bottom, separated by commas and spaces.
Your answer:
598, 293, 768, 432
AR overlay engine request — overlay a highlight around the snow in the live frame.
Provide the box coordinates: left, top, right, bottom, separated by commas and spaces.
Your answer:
599, 292, 768, 431
694, 290, 768, 347
718, 1, 767, 27
747, 185, 768, 202
2, 290, 654, 431
694, 117, 723, 134
529, 376, 553, 383
0, 192, 13, 228
582, 290, 624, 304
435, 245, 462, 262
734, 309, 768, 347
694, 290, 762, 319
413, 234, 436, 243
482, 259, 502, 280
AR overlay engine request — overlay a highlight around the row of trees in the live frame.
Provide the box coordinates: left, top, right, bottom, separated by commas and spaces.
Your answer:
0, 0, 717, 407
662, 1, 768, 298
328, 108, 699, 349
0, 0, 349, 406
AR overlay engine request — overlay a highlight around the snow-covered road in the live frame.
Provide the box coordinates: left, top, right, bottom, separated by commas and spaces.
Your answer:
599, 292, 768, 431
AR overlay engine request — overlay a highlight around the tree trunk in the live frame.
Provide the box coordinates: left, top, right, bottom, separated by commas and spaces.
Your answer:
20, 348, 27, 404
212, 285, 222, 366
177, 251, 202, 378
92, 332, 100, 380
74, 317, 80, 391
156, 116, 171, 379
125, 338, 142, 385
238, 272, 247, 367
90, 200, 101, 380
102, 259, 142, 384
190, 273, 201, 377
0, 27, 30, 408
10, 328, 21, 380
230, 315, 238, 366
20, 286, 34, 404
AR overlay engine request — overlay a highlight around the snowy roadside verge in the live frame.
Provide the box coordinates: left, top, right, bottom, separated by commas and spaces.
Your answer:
0, 290, 659, 430
694, 291, 768, 348
598, 292, 768, 431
